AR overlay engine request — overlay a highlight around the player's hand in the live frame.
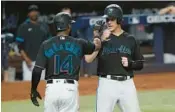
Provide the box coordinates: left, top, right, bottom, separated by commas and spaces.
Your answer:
93, 30, 100, 38
30, 89, 42, 107
101, 29, 111, 41
93, 38, 101, 51
121, 57, 129, 67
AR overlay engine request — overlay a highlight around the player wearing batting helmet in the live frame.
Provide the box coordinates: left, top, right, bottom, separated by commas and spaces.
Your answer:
30, 12, 101, 112
85, 4, 144, 112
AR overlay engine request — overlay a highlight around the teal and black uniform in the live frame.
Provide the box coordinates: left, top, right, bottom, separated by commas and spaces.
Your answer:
35, 36, 95, 81
97, 32, 144, 77
16, 4, 50, 61
30, 12, 96, 107
16, 21, 50, 61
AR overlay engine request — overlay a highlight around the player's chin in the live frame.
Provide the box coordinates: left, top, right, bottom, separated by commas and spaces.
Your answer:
108, 26, 114, 32
30, 16, 38, 21
108, 27, 115, 32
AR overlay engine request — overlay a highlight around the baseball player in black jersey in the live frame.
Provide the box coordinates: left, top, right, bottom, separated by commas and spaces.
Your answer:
85, 4, 144, 112
30, 12, 101, 112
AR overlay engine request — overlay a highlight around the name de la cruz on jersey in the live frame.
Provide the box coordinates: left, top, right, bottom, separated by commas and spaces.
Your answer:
44, 42, 82, 58
101, 45, 132, 55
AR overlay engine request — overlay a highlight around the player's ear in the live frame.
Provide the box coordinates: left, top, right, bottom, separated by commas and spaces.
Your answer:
67, 25, 71, 32
68, 24, 71, 29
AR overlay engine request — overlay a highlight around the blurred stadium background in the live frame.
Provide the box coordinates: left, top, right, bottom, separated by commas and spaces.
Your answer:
1, 1, 175, 112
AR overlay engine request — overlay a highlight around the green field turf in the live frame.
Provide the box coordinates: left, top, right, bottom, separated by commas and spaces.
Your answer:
2, 89, 175, 112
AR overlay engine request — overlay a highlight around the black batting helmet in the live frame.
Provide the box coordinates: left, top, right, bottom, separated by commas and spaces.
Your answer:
54, 12, 75, 31
103, 4, 123, 24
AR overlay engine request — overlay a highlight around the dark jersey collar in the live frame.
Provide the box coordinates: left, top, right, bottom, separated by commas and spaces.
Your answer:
110, 31, 127, 38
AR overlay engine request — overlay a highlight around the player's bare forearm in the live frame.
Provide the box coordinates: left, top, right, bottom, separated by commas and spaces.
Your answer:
85, 38, 101, 63
159, 6, 175, 15
85, 51, 99, 63
20, 50, 32, 62
159, 7, 171, 14
94, 38, 101, 50
20, 50, 33, 69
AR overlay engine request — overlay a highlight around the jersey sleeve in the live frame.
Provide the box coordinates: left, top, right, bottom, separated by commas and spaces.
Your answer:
80, 39, 95, 55
16, 24, 25, 43
35, 43, 47, 69
132, 39, 144, 61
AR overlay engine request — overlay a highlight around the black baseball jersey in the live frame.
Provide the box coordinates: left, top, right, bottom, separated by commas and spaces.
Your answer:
16, 21, 49, 61
35, 36, 95, 81
97, 32, 143, 76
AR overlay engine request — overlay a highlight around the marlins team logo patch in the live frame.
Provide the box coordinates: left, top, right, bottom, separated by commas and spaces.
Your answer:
60, 36, 65, 40
28, 28, 32, 32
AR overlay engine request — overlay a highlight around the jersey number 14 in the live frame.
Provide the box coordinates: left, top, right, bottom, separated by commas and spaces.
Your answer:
54, 55, 73, 75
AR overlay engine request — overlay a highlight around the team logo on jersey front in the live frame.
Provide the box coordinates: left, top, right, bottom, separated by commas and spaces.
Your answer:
101, 45, 131, 55
28, 28, 32, 32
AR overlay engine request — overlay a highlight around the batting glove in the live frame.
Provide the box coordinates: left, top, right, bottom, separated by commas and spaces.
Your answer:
30, 89, 42, 106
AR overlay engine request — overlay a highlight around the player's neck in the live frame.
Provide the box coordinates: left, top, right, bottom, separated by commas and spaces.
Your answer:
57, 32, 69, 37
112, 27, 124, 37
30, 20, 38, 24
